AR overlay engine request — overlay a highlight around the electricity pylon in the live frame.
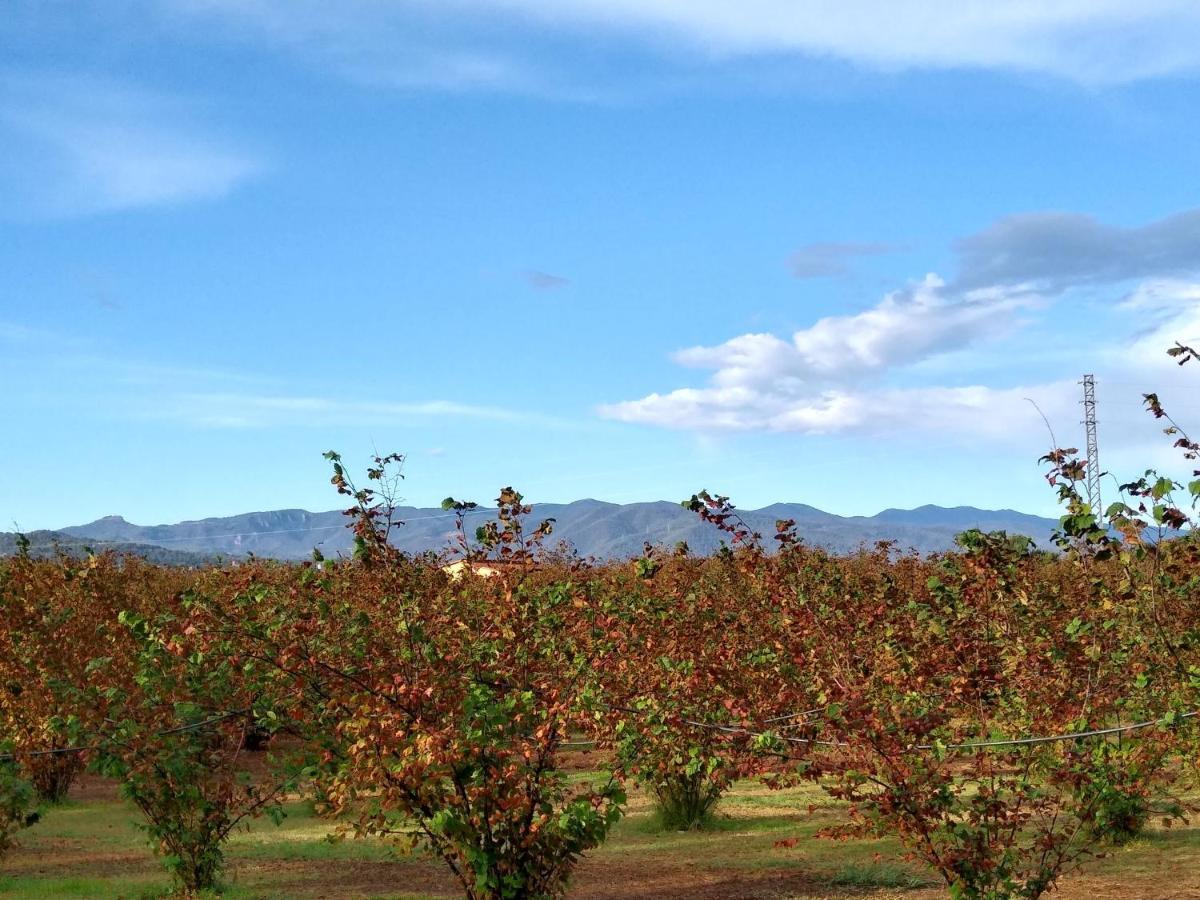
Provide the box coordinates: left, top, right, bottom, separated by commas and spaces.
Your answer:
1081, 374, 1101, 513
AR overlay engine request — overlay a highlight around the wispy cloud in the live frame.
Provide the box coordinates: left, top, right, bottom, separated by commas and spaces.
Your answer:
0, 323, 281, 399
149, 0, 557, 94
146, 1, 1200, 87
480, 0, 1200, 83
522, 270, 571, 290
0, 320, 577, 432
158, 392, 573, 430
787, 242, 895, 279
73, 269, 123, 311
0, 319, 91, 349
0, 322, 41, 343
0, 72, 262, 216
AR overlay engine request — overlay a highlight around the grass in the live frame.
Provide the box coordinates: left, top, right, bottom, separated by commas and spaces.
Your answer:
828, 863, 937, 890
2, 775, 1200, 898
0, 793, 439, 899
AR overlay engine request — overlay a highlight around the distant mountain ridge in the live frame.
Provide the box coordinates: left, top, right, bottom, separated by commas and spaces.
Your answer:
44, 501, 1064, 561
0, 529, 227, 566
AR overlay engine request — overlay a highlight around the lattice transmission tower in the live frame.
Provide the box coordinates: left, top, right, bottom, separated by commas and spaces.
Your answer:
1080, 374, 1101, 512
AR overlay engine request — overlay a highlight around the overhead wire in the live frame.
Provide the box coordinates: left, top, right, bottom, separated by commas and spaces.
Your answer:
659, 706, 1200, 752
4, 698, 1198, 763
0, 708, 251, 762
39, 506, 498, 547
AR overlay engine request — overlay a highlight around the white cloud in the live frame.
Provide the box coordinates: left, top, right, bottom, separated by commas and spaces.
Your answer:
600, 361, 1200, 454
485, 0, 1200, 82
670, 274, 1031, 389
0, 73, 261, 216
150, 0, 1200, 85
1121, 279, 1200, 310
600, 379, 1071, 439
1117, 280, 1200, 372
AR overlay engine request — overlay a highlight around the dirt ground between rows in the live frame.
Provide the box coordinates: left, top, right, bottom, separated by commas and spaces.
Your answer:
8, 774, 1200, 899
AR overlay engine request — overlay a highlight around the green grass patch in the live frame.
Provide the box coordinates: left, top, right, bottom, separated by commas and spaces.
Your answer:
827, 862, 937, 890
6, 778, 1200, 897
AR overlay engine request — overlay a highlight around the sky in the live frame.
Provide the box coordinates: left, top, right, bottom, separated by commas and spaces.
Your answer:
3, 1, 1200, 531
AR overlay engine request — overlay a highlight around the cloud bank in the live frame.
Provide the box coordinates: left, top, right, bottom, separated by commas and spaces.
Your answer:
953, 209, 1200, 291
601, 208, 1200, 443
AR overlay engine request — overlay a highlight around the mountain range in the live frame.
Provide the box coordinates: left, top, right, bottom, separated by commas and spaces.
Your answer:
2, 500, 1067, 562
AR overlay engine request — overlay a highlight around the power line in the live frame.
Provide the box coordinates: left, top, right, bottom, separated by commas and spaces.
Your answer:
674, 707, 1199, 752
7, 699, 1198, 764
0, 708, 251, 762
54, 507, 498, 547
546, 704, 1200, 754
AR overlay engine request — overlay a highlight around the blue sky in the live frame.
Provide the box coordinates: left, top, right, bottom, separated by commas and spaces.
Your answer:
3, 1, 1200, 530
